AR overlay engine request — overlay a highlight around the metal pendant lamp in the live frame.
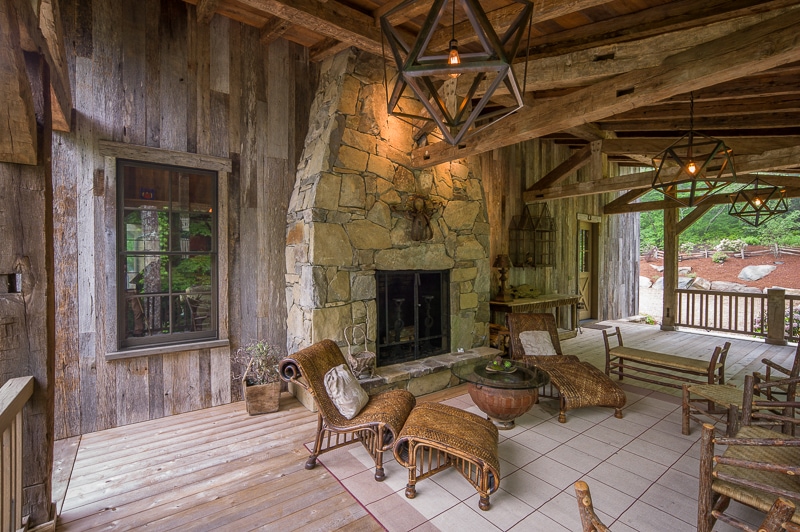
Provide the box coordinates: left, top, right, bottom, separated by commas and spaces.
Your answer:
380, 0, 533, 146
651, 93, 736, 207
728, 178, 788, 226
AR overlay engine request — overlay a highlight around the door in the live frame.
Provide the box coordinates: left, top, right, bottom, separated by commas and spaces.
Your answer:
578, 221, 593, 321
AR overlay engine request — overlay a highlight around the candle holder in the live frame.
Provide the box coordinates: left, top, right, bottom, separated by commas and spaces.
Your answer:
493, 255, 513, 302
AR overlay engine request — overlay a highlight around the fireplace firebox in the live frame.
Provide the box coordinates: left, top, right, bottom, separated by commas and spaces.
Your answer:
376, 270, 450, 366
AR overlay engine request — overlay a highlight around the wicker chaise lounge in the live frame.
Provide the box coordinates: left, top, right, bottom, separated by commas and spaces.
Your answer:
279, 339, 416, 481
507, 313, 626, 423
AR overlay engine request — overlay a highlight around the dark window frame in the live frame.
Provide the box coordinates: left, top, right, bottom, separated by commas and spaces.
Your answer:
116, 159, 219, 350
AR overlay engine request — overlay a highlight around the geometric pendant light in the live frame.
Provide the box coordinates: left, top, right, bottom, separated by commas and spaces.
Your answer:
380, 0, 533, 145
651, 93, 736, 207
728, 178, 788, 227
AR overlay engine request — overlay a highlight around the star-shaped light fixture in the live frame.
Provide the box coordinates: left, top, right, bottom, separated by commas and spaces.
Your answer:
728, 177, 788, 226
380, 0, 533, 145
651, 93, 736, 207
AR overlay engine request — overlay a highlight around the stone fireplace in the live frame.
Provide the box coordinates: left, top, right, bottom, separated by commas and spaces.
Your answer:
284, 49, 493, 393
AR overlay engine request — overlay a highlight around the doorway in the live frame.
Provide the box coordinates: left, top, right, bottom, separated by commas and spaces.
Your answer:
577, 220, 598, 321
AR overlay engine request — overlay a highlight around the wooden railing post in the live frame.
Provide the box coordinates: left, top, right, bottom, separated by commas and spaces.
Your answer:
766, 288, 788, 346
661, 208, 679, 331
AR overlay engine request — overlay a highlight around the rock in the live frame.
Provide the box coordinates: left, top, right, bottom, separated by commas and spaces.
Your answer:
690, 277, 711, 290
738, 265, 777, 282
678, 277, 695, 289
640, 276, 652, 288
678, 266, 692, 274
345, 219, 391, 250
652, 277, 663, 290
710, 281, 762, 293
442, 200, 480, 231
650, 264, 664, 272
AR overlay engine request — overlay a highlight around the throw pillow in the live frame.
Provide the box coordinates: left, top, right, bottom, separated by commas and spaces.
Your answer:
519, 330, 558, 357
324, 363, 369, 420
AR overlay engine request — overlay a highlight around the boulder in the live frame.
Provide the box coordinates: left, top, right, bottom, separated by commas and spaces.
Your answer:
649, 264, 664, 272
678, 277, 695, 289
678, 266, 692, 275
640, 276, 652, 288
710, 281, 762, 294
690, 277, 711, 290
738, 265, 777, 282
652, 277, 663, 290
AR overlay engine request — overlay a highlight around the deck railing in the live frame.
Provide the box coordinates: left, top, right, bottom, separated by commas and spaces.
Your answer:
0, 377, 34, 532
676, 289, 800, 343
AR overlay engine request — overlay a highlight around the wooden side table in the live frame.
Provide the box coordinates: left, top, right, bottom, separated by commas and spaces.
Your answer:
490, 294, 580, 339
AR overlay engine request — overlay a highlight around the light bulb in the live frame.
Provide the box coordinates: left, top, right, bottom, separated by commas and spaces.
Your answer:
448, 39, 460, 66
754, 197, 763, 207
686, 161, 697, 175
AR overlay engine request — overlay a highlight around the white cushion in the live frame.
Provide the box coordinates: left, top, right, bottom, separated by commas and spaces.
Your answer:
519, 330, 557, 357
324, 363, 369, 419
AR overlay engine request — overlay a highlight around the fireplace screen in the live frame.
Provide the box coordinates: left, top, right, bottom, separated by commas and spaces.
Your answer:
376, 270, 450, 366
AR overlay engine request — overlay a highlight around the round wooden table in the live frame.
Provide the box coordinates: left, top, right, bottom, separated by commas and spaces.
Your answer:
455, 361, 549, 430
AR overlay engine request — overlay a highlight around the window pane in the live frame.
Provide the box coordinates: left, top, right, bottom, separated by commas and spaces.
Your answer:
124, 295, 170, 338
126, 256, 168, 294
171, 212, 213, 252
184, 292, 213, 332
169, 255, 212, 293
123, 165, 171, 206
123, 210, 168, 252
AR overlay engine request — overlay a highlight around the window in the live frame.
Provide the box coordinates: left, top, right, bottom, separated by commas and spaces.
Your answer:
118, 159, 217, 349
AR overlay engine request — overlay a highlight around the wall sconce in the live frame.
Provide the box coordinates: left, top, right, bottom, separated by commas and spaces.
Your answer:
651, 93, 735, 207
380, 0, 533, 145
493, 254, 513, 302
728, 177, 788, 227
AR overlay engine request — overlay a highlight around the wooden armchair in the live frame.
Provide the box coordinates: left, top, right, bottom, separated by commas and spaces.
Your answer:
755, 343, 800, 435
698, 374, 800, 532
574, 481, 610, 532
507, 313, 626, 423
279, 339, 416, 481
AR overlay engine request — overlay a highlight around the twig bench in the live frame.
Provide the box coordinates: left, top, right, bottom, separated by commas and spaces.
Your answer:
602, 327, 730, 390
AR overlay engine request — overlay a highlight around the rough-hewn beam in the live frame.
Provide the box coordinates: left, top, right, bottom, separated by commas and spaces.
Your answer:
237, 0, 383, 57
605, 96, 800, 122
197, 0, 221, 24
526, 143, 594, 193
0, 0, 37, 164
412, 7, 800, 168
604, 186, 800, 214
601, 114, 800, 131
601, 137, 800, 157
309, 38, 351, 63
676, 204, 714, 234
526, 145, 800, 203
259, 16, 292, 46
14, 0, 71, 132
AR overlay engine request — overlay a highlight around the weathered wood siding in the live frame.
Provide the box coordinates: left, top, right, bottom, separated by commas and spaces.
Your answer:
52, 0, 316, 438
0, 55, 54, 526
479, 139, 639, 321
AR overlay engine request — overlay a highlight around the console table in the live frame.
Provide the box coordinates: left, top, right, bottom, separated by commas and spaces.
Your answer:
489, 294, 580, 340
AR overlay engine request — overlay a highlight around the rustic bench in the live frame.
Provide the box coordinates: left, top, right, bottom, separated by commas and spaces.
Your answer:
602, 327, 730, 390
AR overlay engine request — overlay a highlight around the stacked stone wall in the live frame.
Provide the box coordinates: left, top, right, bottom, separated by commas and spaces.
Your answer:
285, 49, 490, 356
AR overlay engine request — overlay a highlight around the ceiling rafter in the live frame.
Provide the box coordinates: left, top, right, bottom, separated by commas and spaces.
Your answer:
411, 7, 800, 168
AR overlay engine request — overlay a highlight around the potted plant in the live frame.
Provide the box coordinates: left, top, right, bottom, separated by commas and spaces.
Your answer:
233, 341, 285, 415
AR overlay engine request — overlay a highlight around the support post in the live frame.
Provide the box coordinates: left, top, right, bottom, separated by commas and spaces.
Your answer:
766, 288, 788, 346
661, 208, 678, 330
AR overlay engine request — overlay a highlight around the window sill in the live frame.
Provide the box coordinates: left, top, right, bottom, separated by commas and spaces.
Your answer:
105, 339, 230, 360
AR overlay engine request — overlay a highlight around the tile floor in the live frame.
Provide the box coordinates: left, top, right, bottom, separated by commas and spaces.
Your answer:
315, 384, 767, 532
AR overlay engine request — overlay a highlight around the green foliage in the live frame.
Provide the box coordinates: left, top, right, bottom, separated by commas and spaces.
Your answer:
679, 242, 695, 254
712, 251, 728, 263
715, 238, 747, 252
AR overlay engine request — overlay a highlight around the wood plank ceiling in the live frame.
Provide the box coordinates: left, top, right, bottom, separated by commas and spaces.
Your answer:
184, 0, 800, 207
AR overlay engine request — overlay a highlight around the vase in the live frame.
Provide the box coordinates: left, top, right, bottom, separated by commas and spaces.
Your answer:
243, 380, 281, 415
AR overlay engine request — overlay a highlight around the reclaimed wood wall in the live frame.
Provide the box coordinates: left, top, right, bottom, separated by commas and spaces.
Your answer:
0, 56, 54, 526
52, 0, 315, 438
479, 139, 639, 321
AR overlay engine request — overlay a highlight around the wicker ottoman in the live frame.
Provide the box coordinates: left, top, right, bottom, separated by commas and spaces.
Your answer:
393, 402, 500, 511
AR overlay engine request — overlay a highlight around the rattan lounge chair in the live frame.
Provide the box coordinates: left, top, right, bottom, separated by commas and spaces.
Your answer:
506, 313, 626, 423
280, 339, 416, 481
698, 374, 800, 532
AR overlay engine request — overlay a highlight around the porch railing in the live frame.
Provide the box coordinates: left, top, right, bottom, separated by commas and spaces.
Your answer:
676, 289, 800, 343
0, 376, 34, 532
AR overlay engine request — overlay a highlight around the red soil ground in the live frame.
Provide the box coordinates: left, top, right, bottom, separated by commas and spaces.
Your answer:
640, 246, 800, 291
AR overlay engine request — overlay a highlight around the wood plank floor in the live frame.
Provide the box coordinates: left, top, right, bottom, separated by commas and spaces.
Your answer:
55, 322, 798, 531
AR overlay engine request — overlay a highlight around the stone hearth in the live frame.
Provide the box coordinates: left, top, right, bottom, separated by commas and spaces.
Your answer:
284, 48, 491, 397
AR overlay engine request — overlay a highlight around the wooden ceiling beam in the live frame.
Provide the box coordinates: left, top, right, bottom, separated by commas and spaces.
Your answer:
526, 142, 598, 193
604, 96, 800, 122
236, 0, 383, 57
309, 38, 351, 63
604, 186, 800, 214
601, 137, 800, 157
600, 114, 800, 131
525, 145, 800, 203
412, 7, 800, 168
661, 72, 800, 103
14, 0, 71, 132
259, 16, 292, 46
